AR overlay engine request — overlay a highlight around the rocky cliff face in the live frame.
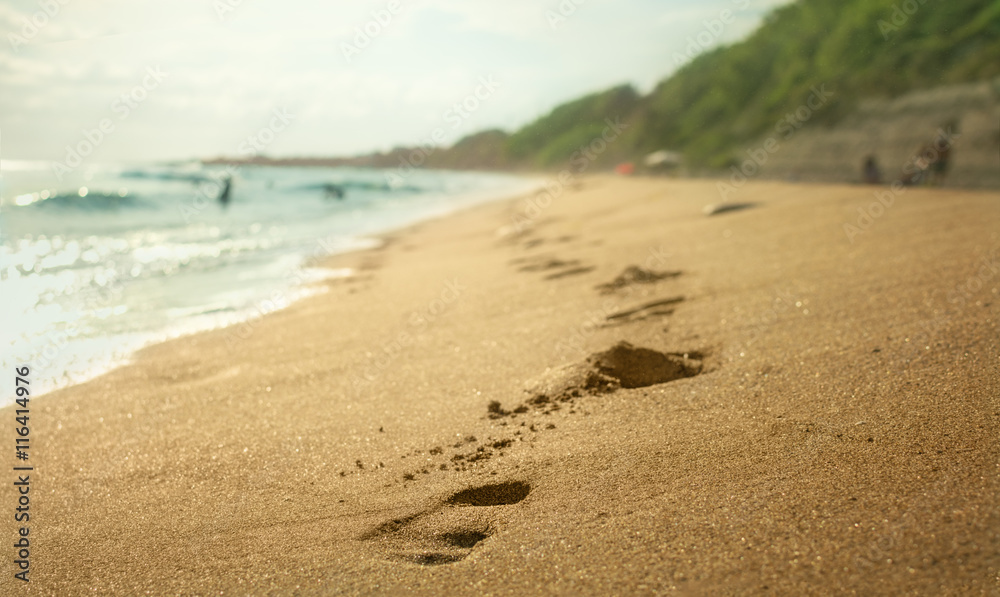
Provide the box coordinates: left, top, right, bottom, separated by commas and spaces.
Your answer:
758, 78, 1000, 189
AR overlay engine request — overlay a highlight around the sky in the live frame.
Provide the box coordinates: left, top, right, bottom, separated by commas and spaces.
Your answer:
1, 0, 792, 163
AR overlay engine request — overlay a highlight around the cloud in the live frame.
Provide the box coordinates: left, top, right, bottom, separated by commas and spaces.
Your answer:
417, 0, 552, 36
0, 0, 791, 161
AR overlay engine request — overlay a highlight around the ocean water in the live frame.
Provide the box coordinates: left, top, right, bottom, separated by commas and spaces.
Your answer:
0, 161, 536, 399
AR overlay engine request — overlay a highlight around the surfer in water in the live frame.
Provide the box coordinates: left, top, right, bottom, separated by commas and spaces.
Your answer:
323, 183, 345, 200
219, 175, 233, 207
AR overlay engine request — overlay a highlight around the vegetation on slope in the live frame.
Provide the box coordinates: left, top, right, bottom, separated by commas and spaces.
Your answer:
438, 0, 1000, 170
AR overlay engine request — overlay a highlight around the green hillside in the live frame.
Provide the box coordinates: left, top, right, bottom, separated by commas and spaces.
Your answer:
503, 85, 641, 167
426, 129, 511, 170
439, 0, 1000, 171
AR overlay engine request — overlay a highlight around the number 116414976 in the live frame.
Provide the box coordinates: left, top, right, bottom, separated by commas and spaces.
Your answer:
15, 367, 30, 460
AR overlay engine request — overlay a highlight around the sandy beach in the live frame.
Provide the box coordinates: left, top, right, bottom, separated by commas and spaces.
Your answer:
3, 176, 998, 595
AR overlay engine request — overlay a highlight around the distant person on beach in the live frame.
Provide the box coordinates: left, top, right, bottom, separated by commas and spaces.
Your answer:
900, 126, 956, 187
218, 175, 233, 207
862, 155, 881, 185
928, 128, 953, 186
900, 142, 934, 186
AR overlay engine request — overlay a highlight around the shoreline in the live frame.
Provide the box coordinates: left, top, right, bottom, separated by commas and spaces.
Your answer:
13, 175, 543, 403
3, 175, 998, 595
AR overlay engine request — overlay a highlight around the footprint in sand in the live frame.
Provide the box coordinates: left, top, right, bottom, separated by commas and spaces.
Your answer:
544, 265, 595, 280
524, 341, 703, 405
514, 255, 596, 280
595, 265, 682, 295
703, 202, 757, 216
516, 257, 581, 272
604, 296, 686, 325
361, 481, 531, 565
484, 342, 704, 417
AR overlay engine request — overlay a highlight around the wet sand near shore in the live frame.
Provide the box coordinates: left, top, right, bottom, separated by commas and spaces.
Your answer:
3, 176, 998, 596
